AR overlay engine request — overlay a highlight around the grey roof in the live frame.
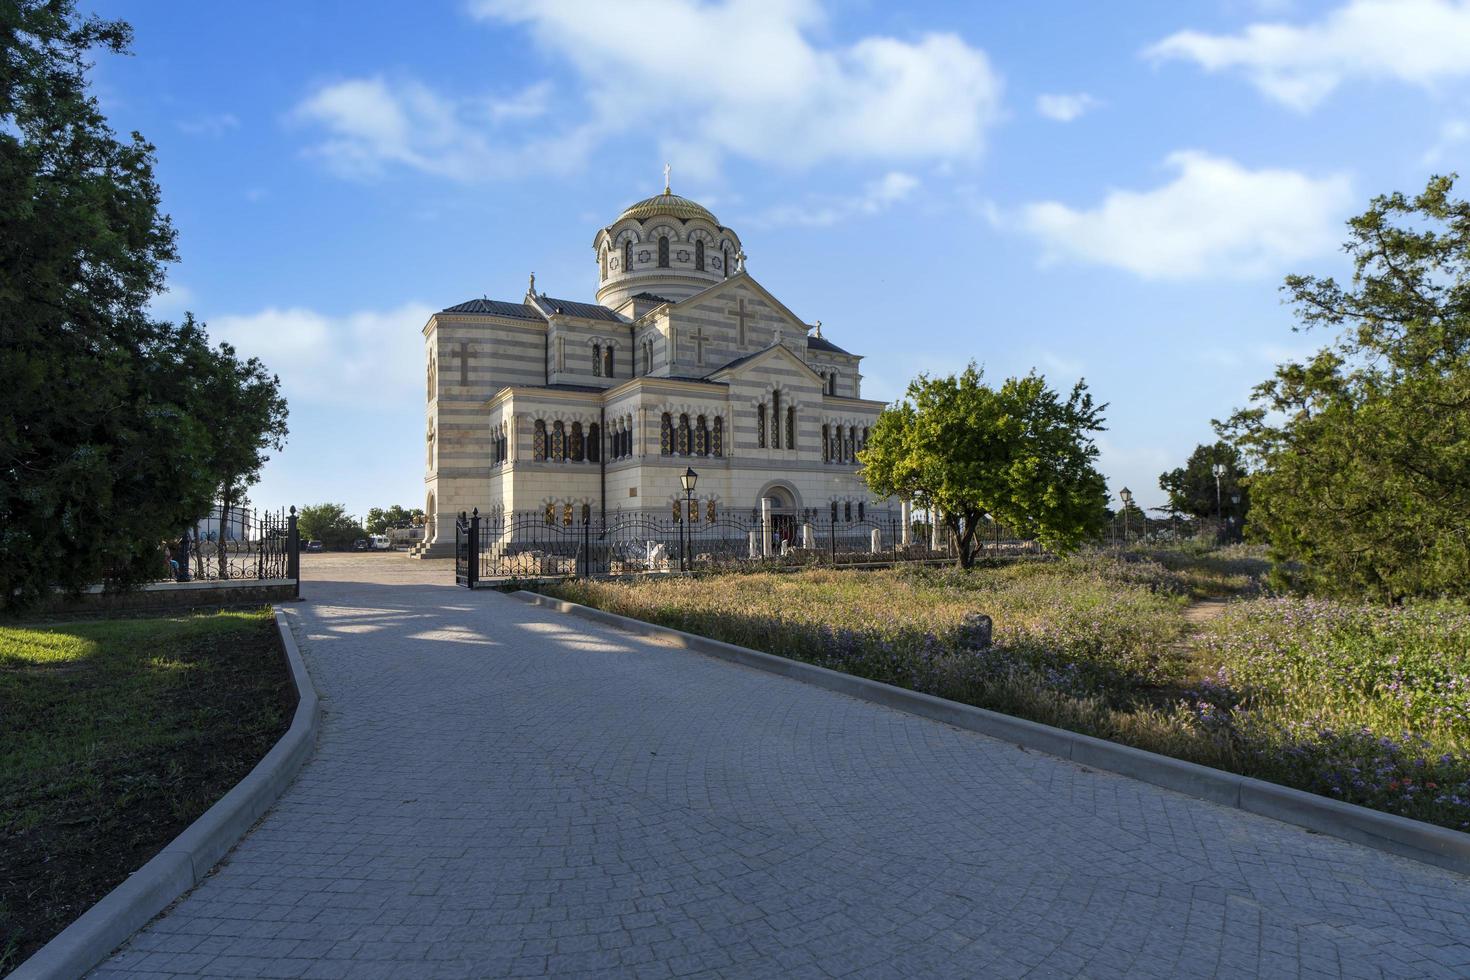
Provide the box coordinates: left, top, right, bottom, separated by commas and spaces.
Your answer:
631, 291, 675, 304
707, 344, 781, 375
440, 298, 541, 320
806, 333, 852, 355
441, 295, 622, 322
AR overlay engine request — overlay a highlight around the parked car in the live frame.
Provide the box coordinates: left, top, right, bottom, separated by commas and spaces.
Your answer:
306, 539, 324, 552
353, 538, 369, 551
370, 534, 391, 551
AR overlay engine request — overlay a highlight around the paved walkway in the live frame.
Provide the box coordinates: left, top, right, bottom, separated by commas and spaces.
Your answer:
97, 555, 1470, 979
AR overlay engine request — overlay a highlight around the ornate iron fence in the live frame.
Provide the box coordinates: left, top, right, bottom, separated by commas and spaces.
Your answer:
168, 504, 299, 595
455, 509, 1044, 586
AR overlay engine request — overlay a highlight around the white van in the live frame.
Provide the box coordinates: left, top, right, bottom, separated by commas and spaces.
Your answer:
370, 534, 391, 551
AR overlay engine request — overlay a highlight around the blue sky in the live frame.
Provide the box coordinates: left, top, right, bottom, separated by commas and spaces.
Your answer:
88, 0, 1470, 517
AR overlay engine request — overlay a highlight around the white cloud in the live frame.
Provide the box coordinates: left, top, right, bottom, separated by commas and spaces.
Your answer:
1423, 118, 1470, 164
1036, 92, 1100, 122
291, 77, 576, 181
177, 113, 240, 137
207, 303, 434, 409
149, 283, 195, 318
758, 171, 919, 227
294, 0, 1002, 182
1145, 0, 1470, 110
1017, 151, 1352, 279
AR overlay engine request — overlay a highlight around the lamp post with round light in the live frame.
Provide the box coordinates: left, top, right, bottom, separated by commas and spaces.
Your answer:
1119, 487, 1133, 545
679, 467, 698, 572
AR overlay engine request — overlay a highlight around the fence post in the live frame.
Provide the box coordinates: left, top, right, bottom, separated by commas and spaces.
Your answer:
468, 508, 480, 589
829, 521, 836, 565
760, 496, 773, 558
287, 506, 300, 599
900, 501, 911, 548
582, 516, 590, 578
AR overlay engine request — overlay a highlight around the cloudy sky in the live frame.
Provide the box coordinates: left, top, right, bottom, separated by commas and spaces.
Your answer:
91, 0, 1470, 516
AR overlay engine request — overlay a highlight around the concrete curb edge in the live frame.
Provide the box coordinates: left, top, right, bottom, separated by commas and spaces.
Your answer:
10, 609, 322, 980
512, 590, 1470, 878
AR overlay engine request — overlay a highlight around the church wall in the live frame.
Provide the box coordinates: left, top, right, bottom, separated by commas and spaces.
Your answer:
546, 318, 633, 388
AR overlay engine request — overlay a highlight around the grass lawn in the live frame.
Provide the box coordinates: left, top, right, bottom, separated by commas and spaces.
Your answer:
540, 548, 1470, 832
0, 608, 295, 971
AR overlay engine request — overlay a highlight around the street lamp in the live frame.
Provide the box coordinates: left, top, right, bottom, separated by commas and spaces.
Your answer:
679, 467, 698, 572
1212, 462, 1226, 523
1119, 487, 1133, 544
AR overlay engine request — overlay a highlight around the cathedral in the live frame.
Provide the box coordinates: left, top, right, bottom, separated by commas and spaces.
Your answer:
415, 180, 888, 556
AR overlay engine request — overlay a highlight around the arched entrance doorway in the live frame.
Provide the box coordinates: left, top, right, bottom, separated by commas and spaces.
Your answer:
762, 484, 799, 547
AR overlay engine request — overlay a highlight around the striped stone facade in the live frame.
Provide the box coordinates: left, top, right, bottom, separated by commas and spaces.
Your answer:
417, 191, 887, 554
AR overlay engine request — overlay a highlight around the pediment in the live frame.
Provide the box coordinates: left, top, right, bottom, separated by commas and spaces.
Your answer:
672, 272, 809, 334
707, 343, 823, 385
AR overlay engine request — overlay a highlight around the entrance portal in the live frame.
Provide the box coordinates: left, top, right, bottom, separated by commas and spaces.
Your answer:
765, 486, 798, 547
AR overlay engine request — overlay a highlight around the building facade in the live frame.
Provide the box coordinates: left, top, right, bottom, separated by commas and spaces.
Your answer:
416, 184, 888, 555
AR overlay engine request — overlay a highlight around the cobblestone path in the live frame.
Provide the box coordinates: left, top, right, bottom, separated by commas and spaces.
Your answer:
96, 555, 1470, 978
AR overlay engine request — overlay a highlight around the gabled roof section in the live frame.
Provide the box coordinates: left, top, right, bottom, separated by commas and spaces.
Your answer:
706, 342, 824, 385
439, 298, 541, 320
806, 334, 852, 356
668, 272, 809, 333
527, 294, 623, 322
631, 291, 675, 304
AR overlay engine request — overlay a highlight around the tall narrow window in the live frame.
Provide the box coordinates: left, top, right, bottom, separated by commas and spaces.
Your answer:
604, 346, 614, 378
592, 343, 602, 377
551, 421, 566, 461
600, 249, 608, 279
588, 423, 600, 462
623, 240, 632, 273
658, 235, 670, 268
712, 416, 724, 457
858, 502, 865, 521
786, 407, 795, 450
695, 240, 705, 271
831, 501, 838, 522
757, 404, 766, 448
660, 413, 673, 455
822, 423, 830, 462
771, 391, 781, 449
723, 247, 730, 278
695, 415, 709, 456
534, 419, 547, 461
570, 421, 584, 462
845, 501, 853, 522
677, 413, 691, 455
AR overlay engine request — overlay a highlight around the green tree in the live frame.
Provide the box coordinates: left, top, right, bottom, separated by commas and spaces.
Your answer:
1221, 174, 1470, 600
186, 331, 288, 575
861, 365, 1109, 567
0, 3, 218, 607
296, 503, 365, 551
365, 504, 420, 534
1158, 441, 1249, 522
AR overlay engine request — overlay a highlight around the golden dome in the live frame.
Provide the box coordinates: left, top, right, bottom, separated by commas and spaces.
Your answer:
615, 190, 720, 226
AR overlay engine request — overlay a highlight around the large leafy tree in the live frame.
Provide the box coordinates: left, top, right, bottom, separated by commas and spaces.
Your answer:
1158, 441, 1249, 522
1221, 175, 1470, 601
365, 505, 423, 535
297, 503, 365, 550
861, 365, 1109, 567
0, 3, 215, 605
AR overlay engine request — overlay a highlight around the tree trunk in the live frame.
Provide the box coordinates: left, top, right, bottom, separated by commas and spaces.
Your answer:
217, 485, 232, 580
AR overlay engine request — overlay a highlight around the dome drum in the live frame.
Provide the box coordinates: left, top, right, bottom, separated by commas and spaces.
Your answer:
593, 187, 743, 309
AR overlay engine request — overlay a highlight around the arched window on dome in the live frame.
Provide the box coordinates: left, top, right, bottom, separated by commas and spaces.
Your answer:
623, 240, 632, 273
723, 246, 730, 279
600, 249, 608, 279
695, 240, 705, 271
658, 236, 670, 268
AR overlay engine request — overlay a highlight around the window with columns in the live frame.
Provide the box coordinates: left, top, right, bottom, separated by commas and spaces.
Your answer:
786, 407, 795, 450
756, 403, 766, 448
660, 413, 673, 455
604, 345, 614, 377
712, 416, 723, 457
551, 421, 566, 462
592, 343, 602, 377
695, 240, 705, 271
695, 415, 709, 456
822, 423, 830, 461
623, 240, 632, 273
677, 413, 691, 455
533, 419, 547, 461
771, 391, 781, 448
570, 421, 584, 462
588, 423, 600, 462
658, 235, 670, 268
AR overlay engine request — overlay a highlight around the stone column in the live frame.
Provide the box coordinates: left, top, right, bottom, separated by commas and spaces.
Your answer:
760, 496, 773, 558
900, 499, 911, 547
802, 522, 814, 550
748, 531, 760, 560
871, 528, 882, 554
508, 412, 518, 462
930, 511, 942, 550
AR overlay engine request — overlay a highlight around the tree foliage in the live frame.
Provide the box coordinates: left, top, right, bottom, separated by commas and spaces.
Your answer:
0, 3, 287, 607
297, 503, 365, 550
1158, 441, 1249, 522
860, 365, 1110, 567
365, 505, 424, 535
1221, 175, 1470, 601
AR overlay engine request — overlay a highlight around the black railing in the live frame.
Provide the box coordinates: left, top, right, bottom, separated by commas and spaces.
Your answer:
167, 503, 299, 596
455, 509, 1042, 586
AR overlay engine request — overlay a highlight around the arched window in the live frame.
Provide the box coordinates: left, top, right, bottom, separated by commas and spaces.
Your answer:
623, 240, 632, 273
822, 423, 830, 462
677, 413, 691, 455
581, 503, 591, 525
592, 343, 602, 377
695, 415, 709, 456
712, 416, 724, 457
723, 247, 730, 278
604, 345, 614, 378
658, 235, 670, 268
551, 421, 566, 461
533, 419, 547, 461
862, 426, 870, 450
588, 423, 600, 462
858, 501, 865, 521
757, 404, 766, 448
828, 372, 837, 396
771, 391, 781, 449
830, 501, 838, 522
600, 249, 608, 279
695, 240, 705, 271
660, 412, 673, 455
845, 501, 853, 522
570, 421, 584, 462
786, 407, 795, 450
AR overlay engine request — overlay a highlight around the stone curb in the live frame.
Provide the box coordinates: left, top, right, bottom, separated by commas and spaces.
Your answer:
10, 610, 322, 980
512, 590, 1470, 878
